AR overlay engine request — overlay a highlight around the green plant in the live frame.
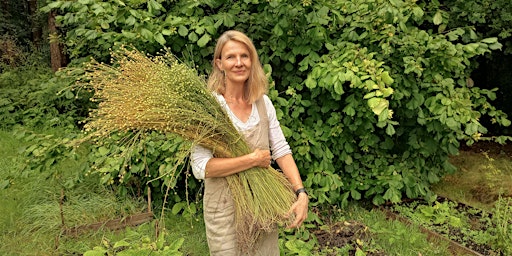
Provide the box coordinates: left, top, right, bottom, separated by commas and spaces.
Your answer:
489, 196, 512, 254
83, 227, 184, 256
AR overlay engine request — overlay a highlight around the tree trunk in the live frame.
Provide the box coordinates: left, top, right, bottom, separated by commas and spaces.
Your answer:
1, 0, 8, 17
28, 0, 42, 47
48, 10, 66, 72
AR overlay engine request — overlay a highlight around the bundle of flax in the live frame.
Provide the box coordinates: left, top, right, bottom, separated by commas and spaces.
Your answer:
80, 47, 296, 251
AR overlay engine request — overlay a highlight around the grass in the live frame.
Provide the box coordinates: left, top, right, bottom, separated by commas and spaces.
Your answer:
433, 150, 512, 210
0, 128, 208, 255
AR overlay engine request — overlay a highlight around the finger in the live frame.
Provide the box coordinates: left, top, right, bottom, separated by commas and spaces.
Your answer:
287, 217, 300, 229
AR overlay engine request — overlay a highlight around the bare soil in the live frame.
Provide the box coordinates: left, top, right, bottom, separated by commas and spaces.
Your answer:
313, 219, 385, 255
460, 140, 512, 157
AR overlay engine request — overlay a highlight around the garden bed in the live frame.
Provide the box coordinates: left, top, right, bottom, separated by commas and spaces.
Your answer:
385, 196, 510, 255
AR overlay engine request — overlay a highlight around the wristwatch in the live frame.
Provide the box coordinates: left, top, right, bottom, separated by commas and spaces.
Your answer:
295, 187, 308, 197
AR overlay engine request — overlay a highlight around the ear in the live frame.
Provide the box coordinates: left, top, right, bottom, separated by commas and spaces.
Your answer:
215, 58, 222, 71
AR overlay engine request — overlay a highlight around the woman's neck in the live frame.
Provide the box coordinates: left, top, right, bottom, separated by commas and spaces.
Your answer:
224, 84, 245, 101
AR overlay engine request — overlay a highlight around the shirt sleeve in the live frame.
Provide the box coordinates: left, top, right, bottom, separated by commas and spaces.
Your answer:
263, 95, 293, 160
190, 144, 213, 180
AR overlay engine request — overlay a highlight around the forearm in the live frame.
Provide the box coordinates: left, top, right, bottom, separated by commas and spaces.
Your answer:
276, 154, 304, 191
205, 149, 271, 178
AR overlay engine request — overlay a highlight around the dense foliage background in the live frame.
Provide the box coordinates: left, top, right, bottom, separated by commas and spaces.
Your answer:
2, 0, 512, 210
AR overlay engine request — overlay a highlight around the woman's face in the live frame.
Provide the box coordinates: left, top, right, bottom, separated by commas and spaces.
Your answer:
216, 40, 252, 86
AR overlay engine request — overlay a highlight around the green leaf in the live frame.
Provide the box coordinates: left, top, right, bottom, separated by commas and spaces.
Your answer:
381, 71, 394, 85
351, 189, 361, 200
412, 7, 424, 18
188, 32, 198, 42
140, 28, 153, 40
100, 22, 110, 30
178, 26, 188, 37
197, 34, 211, 47
367, 98, 389, 115
154, 33, 166, 45
445, 117, 458, 130
333, 81, 344, 95
481, 37, 498, 44
273, 24, 283, 37
161, 29, 173, 36
168, 238, 184, 252
171, 202, 184, 215
113, 240, 131, 248
433, 11, 443, 25
98, 146, 109, 156
100, 174, 111, 184
84, 249, 107, 256
305, 77, 317, 89
385, 123, 395, 136
0, 179, 10, 189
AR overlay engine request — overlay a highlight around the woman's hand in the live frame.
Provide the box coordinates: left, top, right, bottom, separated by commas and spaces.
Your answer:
285, 192, 309, 228
250, 148, 272, 168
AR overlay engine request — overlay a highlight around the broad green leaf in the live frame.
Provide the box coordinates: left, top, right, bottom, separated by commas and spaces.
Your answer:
188, 32, 198, 42
481, 37, 498, 44
305, 77, 317, 89
129, 9, 141, 19
171, 202, 184, 215
178, 26, 188, 37
412, 7, 424, 18
489, 42, 502, 50
197, 34, 211, 47
367, 98, 389, 116
140, 28, 153, 40
351, 189, 361, 200
100, 22, 110, 29
113, 240, 130, 248
84, 249, 107, 256
445, 117, 459, 130
98, 146, 109, 156
433, 11, 443, 25
161, 29, 173, 35
381, 71, 394, 85
273, 24, 283, 37
168, 237, 184, 251
381, 87, 394, 97
333, 81, 344, 95
154, 33, 166, 45
385, 123, 395, 136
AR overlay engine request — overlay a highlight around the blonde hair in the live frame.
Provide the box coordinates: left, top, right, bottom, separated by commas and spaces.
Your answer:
207, 30, 268, 103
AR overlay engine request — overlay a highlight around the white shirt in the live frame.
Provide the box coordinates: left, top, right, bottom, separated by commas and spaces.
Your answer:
190, 94, 292, 180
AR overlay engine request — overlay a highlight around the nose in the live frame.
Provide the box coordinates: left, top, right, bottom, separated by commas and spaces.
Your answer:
236, 57, 242, 66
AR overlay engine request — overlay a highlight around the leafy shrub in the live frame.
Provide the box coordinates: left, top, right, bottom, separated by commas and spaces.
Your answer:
39, 0, 511, 207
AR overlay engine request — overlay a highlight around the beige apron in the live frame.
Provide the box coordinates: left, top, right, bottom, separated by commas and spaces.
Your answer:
203, 98, 279, 256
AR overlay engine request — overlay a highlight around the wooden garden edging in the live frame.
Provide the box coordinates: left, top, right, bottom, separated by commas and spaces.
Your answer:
63, 211, 154, 237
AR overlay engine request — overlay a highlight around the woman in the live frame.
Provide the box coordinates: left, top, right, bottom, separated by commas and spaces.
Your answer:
190, 30, 309, 255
